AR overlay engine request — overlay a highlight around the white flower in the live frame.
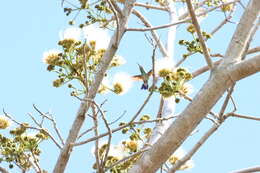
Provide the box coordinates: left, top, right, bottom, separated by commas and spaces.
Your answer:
91, 141, 127, 160
112, 72, 133, 95
59, 27, 81, 41
42, 49, 61, 64
155, 58, 175, 77
0, 115, 11, 129
110, 55, 126, 67
82, 25, 110, 50
108, 144, 128, 160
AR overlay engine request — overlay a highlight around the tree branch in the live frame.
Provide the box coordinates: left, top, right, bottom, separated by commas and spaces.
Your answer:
186, 0, 213, 69
134, 2, 167, 11
231, 165, 260, 173
52, 1, 137, 173
127, 1, 260, 172
0, 166, 9, 173
132, 9, 169, 57
220, 0, 260, 66
168, 123, 220, 172
229, 113, 260, 121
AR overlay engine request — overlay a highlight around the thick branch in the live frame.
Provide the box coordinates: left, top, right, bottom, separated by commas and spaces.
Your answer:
248, 46, 260, 55
221, 0, 260, 66
231, 165, 260, 173
52, 1, 137, 173
0, 167, 9, 173
127, 1, 260, 172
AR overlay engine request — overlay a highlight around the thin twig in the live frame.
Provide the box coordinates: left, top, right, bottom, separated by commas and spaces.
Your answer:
31, 151, 42, 173
92, 105, 101, 172
77, 126, 96, 139
33, 105, 65, 146
168, 123, 220, 172
132, 9, 169, 57
134, 2, 167, 11
228, 113, 260, 121
218, 85, 235, 121
127, 1, 239, 32
72, 114, 176, 147
94, 102, 113, 171
3, 110, 62, 149
108, 110, 126, 125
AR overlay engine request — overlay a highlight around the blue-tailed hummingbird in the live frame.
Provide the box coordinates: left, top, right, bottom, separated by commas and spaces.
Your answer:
132, 64, 152, 90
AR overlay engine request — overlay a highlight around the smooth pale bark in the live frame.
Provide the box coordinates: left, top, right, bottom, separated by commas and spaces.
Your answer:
147, 1, 177, 145
128, 0, 260, 172
52, 1, 137, 173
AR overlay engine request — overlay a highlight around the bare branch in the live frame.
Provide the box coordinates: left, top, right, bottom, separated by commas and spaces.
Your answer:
77, 126, 95, 139
228, 113, 260, 121
134, 2, 167, 11
128, 1, 260, 171
33, 105, 65, 145
52, 1, 138, 172
221, 0, 260, 66
248, 46, 260, 55
132, 9, 169, 57
168, 123, 220, 172
73, 90, 154, 147
91, 105, 101, 172
218, 85, 235, 120
126, 18, 187, 32
231, 165, 260, 173
128, 1, 239, 32
0, 166, 9, 173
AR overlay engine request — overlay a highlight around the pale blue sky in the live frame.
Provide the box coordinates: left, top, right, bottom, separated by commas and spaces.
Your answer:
0, 0, 259, 172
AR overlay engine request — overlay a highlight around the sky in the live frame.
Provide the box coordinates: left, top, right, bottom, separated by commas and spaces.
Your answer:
0, 0, 260, 173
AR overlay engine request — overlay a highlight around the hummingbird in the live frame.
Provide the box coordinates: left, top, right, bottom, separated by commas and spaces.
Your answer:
132, 64, 152, 90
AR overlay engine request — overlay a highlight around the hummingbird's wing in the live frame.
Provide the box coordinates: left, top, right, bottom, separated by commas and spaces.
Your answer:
138, 64, 147, 75
131, 75, 143, 81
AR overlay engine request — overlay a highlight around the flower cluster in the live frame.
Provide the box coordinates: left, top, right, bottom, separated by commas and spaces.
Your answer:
0, 123, 48, 171
158, 67, 193, 101
92, 140, 141, 172
0, 116, 11, 129
92, 114, 194, 172
178, 25, 212, 58
64, 0, 115, 28
91, 115, 155, 172
43, 25, 129, 96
